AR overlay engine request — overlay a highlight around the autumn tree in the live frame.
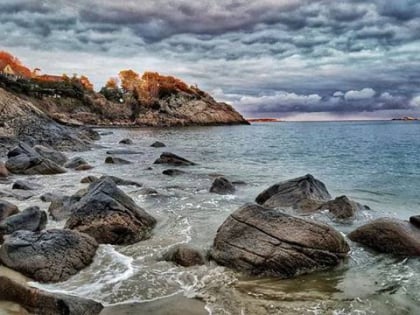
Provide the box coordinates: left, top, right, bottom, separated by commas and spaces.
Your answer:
119, 69, 140, 92
105, 77, 119, 89
79, 75, 94, 91
0, 51, 32, 78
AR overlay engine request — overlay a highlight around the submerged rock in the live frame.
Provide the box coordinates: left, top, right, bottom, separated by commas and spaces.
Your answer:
211, 203, 349, 278
12, 179, 41, 191
0, 229, 98, 282
64, 157, 88, 169
348, 218, 420, 256
154, 152, 196, 166
162, 169, 187, 176
0, 200, 19, 221
105, 156, 132, 164
65, 177, 156, 245
210, 177, 235, 195
163, 244, 205, 267
5, 142, 66, 175
151, 141, 166, 148
410, 215, 420, 228
318, 195, 365, 219
33, 145, 68, 166
0, 206, 47, 236
119, 138, 133, 145
255, 174, 331, 212
0, 276, 103, 315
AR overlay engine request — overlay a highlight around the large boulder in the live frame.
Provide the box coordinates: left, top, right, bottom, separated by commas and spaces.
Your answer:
0, 200, 19, 221
0, 276, 103, 315
154, 152, 196, 166
163, 244, 205, 267
5, 142, 66, 175
210, 177, 235, 195
318, 195, 365, 219
0, 229, 98, 282
255, 174, 331, 212
65, 177, 156, 245
348, 218, 420, 256
211, 203, 349, 278
0, 206, 47, 236
33, 145, 68, 166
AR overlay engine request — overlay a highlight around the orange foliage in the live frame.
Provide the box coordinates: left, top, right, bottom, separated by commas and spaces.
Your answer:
119, 70, 140, 92
79, 75, 94, 91
0, 51, 32, 78
105, 77, 119, 89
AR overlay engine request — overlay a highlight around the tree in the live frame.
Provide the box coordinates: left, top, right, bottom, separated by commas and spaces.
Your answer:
79, 75, 94, 91
105, 77, 119, 89
119, 69, 140, 92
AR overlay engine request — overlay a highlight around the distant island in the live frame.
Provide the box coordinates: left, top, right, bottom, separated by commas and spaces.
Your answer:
247, 118, 282, 123
391, 116, 419, 121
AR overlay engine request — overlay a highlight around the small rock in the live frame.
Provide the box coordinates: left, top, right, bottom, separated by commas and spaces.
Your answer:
81, 175, 98, 184
33, 145, 68, 166
232, 180, 247, 186
162, 169, 186, 176
0, 206, 47, 236
154, 152, 195, 166
318, 195, 365, 219
75, 164, 94, 171
0, 201, 19, 221
151, 141, 166, 148
0, 161, 9, 178
100, 175, 142, 187
64, 157, 88, 169
210, 177, 235, 195
410, 215, 420, 228
12, 180, 41, 191
106, 149, 143, 155
40, 192, 63, 203
119, 138, 133, 145
163, 244, 205, 267
105, 156, 132, 164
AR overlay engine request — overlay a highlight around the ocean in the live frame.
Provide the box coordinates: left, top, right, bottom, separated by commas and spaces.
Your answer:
21, 121, 420, 314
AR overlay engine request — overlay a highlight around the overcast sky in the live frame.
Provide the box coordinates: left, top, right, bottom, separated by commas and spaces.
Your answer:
2, 0, 420, 120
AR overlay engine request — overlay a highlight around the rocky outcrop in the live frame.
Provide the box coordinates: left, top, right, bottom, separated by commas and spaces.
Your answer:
0, 207, 47, 237
5, 142, 66, 175
348, 218, 420, 256
255, 174, 331, 212
154, 152, 196, 166
210, 177, 235, 195
318, 195, 365, 219
0, 200, 19, 221
65, 177, 156, 245
211, 203, 349, 278
0, 276, 103, 315
163, 244, 205, 267
0, 229, 98, 282
33, 145, 68, 166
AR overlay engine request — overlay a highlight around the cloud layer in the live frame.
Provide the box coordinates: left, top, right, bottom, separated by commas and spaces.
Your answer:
1, 0, 420, 119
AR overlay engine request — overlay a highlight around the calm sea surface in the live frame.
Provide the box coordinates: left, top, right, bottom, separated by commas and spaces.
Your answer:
19, 121, 420, 314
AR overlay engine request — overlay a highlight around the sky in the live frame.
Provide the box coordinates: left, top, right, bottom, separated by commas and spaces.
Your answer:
1, 0, 420, 120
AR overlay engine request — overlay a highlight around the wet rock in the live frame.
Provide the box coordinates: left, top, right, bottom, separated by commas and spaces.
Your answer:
0, 276, 103, 315
75, 163, 94, 171
255, 174, 331, 212
0, 206, 47, 236
348, 218, 420, 256
5, 143, 66, 175
33, 145, 68, 166
65, 177, 156, 245
210, 177, 235, 195
48, 195, 81, 221
137, 187, 158, 195
410, 215, 420, 228
318, 195, 365, 219
64, 157, 88, 169
162, 169, 187, 176
99, 131, 113, 136
40, 192, 63, 203
0, 189, 35, 201
105, 156, 132, 165
151, 141, 166, 148
81, 175, 98, 183
154, 152, 196, 166
100, 175, 142, 187
0, 229, 98, 282
106, 149, 143, 155
0, 161, 9, 178
12, 180, 41, 191
119, 138, 133, 145
211, 203, 349, 278
163, 244, 205, 267
0, 200, 19, 221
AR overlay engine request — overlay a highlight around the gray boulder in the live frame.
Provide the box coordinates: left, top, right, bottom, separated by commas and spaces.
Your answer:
65, 177, 156, 245
163, 244, 205, 267
33, 145, 68, 166
255, 174, 331, 212
318, 195, 366, 219
0, 229, 98, 282
210, 177, 235, 195
151, 141, 166, 148
0, 206, 47, 236
154, 152, 195, 166
211, 203, 349, 278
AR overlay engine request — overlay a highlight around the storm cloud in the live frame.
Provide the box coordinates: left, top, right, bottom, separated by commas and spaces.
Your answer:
1, 0, 420, 119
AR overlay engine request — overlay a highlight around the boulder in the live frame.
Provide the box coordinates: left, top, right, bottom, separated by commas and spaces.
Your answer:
33, 145, 68, 166
210, 177, 235, 195
0, 276, 103, 315
106, 149, 143, 155
0, 161, 9, 178
12, 179, 41, 191
105, 156, 132, 165
154, 152, 196, 166
81, 175, 98, 184
410, 215, 420, 228
64, 157, 88, 169
348, 218, 420, 256
65, 177, 156, 245
151, 141, 166, 148
162, 169, 186, 176
318, 195, 365, 219
255, 174, 331, 212
119, 138, 133, 145
0, 229, 98, 282
5, 143, 66, 175
0, 200, 19, 221
211, 203, 349, 278
0, 207, 47, 236
75, 164, 94, 171
163, 244, 205, 267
